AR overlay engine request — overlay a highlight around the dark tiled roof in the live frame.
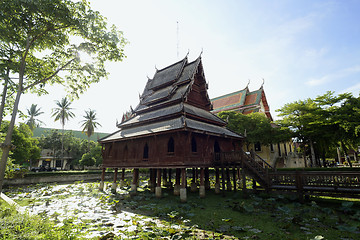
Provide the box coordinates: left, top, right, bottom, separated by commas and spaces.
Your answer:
148, 58, 187, 90
100, 56, 243, 143
185, 119, 242, 138
100, 116, 242, 142
101, 117, 185, 142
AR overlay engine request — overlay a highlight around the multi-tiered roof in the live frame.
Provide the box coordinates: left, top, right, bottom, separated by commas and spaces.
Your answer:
100, 55, 241, 143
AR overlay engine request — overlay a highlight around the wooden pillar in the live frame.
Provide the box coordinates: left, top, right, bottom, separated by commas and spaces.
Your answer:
199, 168, 205, 198
99, 167, 106, 191
221, 167, 226, 196
215, 168, 221, 194
174, 168, 181, 195
190, 168, 197, 192
295, 171, 304, 203
149, 168, 154, 189
226, 167, 232, 191
155, 168, 162, 198
241, 165, 247, 197
204, 168, 210, 190
180, 168, 187, 202
150, 169, 156, 193
232, 167, 237, 192
111, 168, 118, 193
130, 168, 138, 194
252, 178, 257, 191
167, 169, 173, 189
120, 168, 125, 188
162, 169, 168, 187
135, 168, 139, 187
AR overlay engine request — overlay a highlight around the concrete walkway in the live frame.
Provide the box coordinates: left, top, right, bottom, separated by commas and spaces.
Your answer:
0, 192, 26, 214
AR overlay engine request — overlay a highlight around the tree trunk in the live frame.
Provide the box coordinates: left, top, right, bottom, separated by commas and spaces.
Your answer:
303, 144, 307, 168
341, 141, 352, 168
0, 67, 10, 129
0, 37, 29, 192
309, 139, 316, 167
61, 125, 64, 170
0, 84, 22, 192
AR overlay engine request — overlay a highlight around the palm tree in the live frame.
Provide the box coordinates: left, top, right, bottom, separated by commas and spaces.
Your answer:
51, 97, 75, 167
26, 104, 44, 130
80, 109, 101, 151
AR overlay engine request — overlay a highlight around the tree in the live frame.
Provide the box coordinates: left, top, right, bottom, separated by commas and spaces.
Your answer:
218, 111, 290, 151
26, 104, 44, 130
0, 0, 127, 192
80, 109, 101, 151
0, 121, 41, 166
51, 97, 75, 167
276, 91, 360, 167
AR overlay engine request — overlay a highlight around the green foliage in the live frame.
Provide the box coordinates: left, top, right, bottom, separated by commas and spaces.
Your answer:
79, 152, 95, 166
0, 199, 82, 239
79, 144, 102, 166
0, 0, 127, 98
37, 129, 102, 167
25, 104, 44, 130
80, 109, 101, 140
4, 158, 27, 179
0, 121, 40, 165
276, 91, 360, 164
219, 111, 291, 150
51, 97, 75, 128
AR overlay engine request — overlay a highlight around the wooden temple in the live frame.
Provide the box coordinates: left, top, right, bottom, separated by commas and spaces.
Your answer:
99, 55, 244, 201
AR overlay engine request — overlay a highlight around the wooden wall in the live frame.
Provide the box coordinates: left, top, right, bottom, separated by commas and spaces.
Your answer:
101, 131, 242, 169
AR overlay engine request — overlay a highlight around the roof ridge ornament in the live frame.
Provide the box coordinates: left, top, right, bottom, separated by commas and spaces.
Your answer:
261, 78, 265, 88
246, 79, 250, 88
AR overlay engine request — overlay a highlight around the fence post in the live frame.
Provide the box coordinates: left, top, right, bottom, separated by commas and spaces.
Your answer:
295, 171, 304, 203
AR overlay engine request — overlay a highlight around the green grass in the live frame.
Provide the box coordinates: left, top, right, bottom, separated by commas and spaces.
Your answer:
0, 199, 84, 239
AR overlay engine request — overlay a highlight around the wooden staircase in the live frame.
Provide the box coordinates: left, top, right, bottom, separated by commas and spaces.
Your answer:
214, 150, 274, 190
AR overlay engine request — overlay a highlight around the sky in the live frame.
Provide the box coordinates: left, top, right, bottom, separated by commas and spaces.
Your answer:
16, 0, 360, 133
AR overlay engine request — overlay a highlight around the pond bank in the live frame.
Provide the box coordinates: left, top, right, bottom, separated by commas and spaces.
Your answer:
3, 172, 114, 187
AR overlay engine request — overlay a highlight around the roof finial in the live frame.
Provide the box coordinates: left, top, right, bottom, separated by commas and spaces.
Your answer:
200, 48, 203, 56
186, 49, 190, 58
246, 79, 250, 88
261, 78, 265, 88
155, 65, 158, 71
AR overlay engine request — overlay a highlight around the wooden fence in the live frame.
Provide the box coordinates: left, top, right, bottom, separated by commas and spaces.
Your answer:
215, 151, 360, 199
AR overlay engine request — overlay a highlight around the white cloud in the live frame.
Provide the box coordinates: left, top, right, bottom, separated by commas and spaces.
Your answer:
340, 82, 360, 96
306, 65, 360, 87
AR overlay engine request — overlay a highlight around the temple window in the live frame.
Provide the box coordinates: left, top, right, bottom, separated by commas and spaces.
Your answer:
191, 137, 197, 153
168, 137, 175, 153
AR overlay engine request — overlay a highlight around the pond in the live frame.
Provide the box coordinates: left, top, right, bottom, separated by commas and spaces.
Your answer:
3, 177, 360, 240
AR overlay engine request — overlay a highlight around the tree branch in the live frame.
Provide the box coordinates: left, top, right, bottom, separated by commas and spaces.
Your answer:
22, 57, 76, 92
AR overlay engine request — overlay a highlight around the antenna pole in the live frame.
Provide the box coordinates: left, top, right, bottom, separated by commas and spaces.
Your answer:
177, 21, 179, 59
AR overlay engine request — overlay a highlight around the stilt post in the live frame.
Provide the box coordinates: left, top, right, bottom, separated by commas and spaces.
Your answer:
99, 167, 106, 191
199, 168, 205, 198
111, 168, 118, 193
180, 168, 187, 202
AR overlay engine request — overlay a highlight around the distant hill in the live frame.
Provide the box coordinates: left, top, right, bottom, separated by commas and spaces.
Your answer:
33, 127, 110, 142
